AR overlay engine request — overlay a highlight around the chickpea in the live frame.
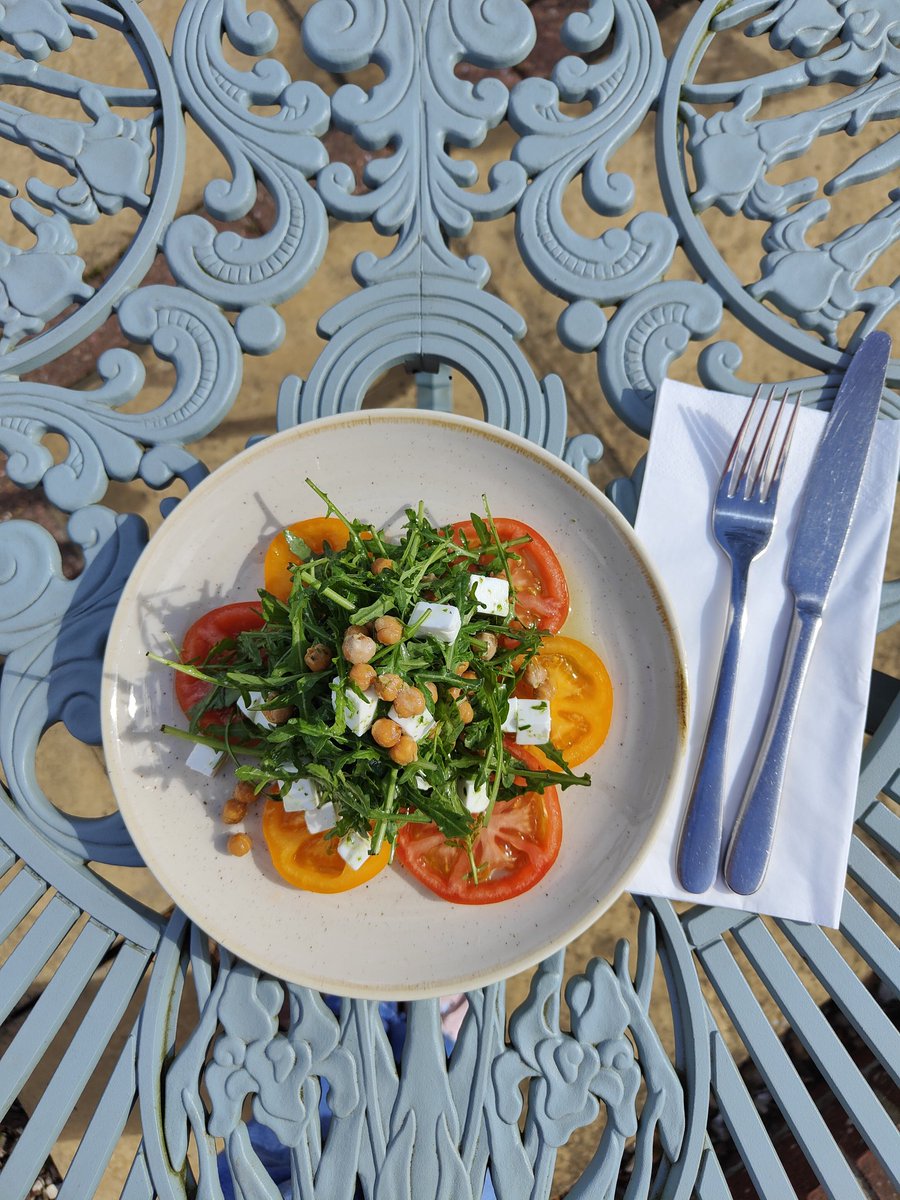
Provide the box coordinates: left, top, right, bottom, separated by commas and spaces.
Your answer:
262, 703, 294, 725
374, 615, 404, 646
457, 699, 475, 725
424, 681, 438, 704
393, 685, 426, 718
473, 631, 498, 660
389, 734, 418, 765
525, 658, 549, 689
233, 781, 257, 806
349, 662, 376, 689
222, 798, 247, 825
372, 557, 394, 575
304, 642, 333, 672
343, 629, 377, 664
454, 660, 471, 677
537, 680, 555, 701
372, 718, 402, 748
228, 833, 252, 857
448, 686, 461, 700
375, 673, 403, 702
461, 670, 477, 681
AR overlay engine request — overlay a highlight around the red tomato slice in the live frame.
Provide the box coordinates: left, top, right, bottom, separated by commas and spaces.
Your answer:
450, 518, 569, 633
175, 602, 264, 718
395, 748, 562, 904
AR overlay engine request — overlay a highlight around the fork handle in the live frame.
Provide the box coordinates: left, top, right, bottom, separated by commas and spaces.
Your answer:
723, 604, 822, 895
676, 561, 751, 894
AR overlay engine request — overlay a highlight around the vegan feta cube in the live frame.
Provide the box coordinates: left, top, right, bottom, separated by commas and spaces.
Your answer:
513, 699, 552, 745
414, 773, 432, 792
185, 742, 223, 777
337, 829, 372, 871
408, 600, 461, 644
237, 691, 276, 731
470, 573, 510, 617
500, 697, 519, 734
282, 777, 318, 813
331, 679, 379, 736
388, 703, 436, 742
462, 778, 491, 814
304, 802, 337, 834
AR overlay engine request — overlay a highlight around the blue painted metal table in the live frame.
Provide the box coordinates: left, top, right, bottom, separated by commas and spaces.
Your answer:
1, 0, 898, 1196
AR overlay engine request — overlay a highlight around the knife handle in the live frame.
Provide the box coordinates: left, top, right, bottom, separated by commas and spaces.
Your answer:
724, 604, 822, 895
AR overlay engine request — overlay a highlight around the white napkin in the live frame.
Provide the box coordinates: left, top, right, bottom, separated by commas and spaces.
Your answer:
629, 379, 900, 926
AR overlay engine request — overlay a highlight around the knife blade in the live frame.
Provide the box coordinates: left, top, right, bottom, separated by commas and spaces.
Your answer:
724, 331, 892, 895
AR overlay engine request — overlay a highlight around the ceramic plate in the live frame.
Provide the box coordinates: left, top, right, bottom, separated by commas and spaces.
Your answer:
102, 411, 687, 998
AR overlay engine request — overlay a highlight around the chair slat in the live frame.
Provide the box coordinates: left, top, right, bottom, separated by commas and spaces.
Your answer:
779, 919, 900, 1088
698, 939, 865, 1199
0, 894, 79, 1025
735, 921, 900, 1186
0, 869, 47, 942
0, 920, 115, 1117
847, 837, 900, 922
118, 1147, 154, 1200
840, 894, 900, 998
0, 941, 147, 1200
56, 1026, 138, 1200
707, 1023, 798, 1198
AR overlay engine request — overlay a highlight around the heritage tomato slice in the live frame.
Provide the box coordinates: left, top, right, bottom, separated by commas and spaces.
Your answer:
264, 517, 353, 602
516, 635, 613, 768
262, 799, 390, 893
395, 748, 562, 904
450, 518, 569, 633
174, 601, 264, 720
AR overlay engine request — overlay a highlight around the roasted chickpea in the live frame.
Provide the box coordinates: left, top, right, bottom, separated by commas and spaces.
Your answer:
343, 629, 378, 664
262, 703, 294, 724
372, 718, 402, 748
454, 660, 470, 677
228, 833, 252, 857
537, 680, 555, 701
233, 781, 257, 806
374, 615, 404, 645
473, 631, 498, 660
393, 685, 426, 718
457, 699, 475, 725
349, 662, 376, 689
222, 798, 247, 825
389, 734, 418, 765
304, 642, 333, 672
525, 658, 549, 689
371, 557, 394, 575
375, 673, 403, 702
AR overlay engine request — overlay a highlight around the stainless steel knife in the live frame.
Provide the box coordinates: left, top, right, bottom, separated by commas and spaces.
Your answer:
723, 330, 893, 895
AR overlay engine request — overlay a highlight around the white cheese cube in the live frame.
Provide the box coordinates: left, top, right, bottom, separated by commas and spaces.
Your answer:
408, 601, 461, 644
462, 779, 491, 814
470, 574, 510, 617
338, 829, 372, 871
237, 691, 276, 731
387, 704, 436, 743
514, 699, 552, 745
304, 802, 337, 834
331, 679, 379, 736
185, 742, 223, 776
500, 697, 519, 734
282, 777, 318, 813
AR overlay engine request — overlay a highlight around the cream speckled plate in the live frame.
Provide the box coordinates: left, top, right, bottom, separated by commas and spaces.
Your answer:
102, 411, 687, 998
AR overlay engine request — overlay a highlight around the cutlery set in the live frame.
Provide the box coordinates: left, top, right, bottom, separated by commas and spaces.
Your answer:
676, 331, 893, 896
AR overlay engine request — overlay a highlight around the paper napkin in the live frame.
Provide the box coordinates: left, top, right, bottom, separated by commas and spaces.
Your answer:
629, 379, 900, 926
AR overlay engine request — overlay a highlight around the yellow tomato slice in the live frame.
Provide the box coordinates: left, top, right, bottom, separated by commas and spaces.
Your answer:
515, 635, 613, 768
262, 799, 389, 893
264, 517, 352, 601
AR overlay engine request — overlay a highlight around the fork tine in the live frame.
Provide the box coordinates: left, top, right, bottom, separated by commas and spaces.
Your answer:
766, 390, 801, 496
723, 385, 765, 480
728, 385, 774, 496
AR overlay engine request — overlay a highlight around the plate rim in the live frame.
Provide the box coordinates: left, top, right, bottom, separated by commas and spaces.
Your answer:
101, 409, 689, 997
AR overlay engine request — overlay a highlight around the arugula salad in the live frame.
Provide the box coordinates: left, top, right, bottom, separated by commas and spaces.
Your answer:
154, 484, 613, 904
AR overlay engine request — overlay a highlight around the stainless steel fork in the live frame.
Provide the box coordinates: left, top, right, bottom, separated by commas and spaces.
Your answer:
676, 386, 799, 894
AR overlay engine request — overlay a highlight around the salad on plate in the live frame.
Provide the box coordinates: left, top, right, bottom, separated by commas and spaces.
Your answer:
154, 483, 613, 904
